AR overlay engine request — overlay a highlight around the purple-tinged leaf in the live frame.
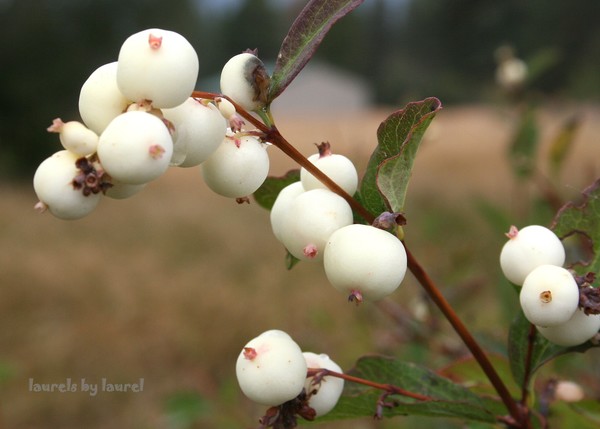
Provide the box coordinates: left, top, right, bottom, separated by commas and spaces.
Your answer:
268, 0, 365, 101
358, 98, 442, 217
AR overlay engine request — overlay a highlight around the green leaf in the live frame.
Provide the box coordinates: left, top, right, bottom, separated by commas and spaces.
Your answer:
253, 169, 300, 210
507, 310, 598, 389
358, 98, 442, 216
547, 400, 600, 428
268, 0, 365, 101
548, 115, 580, 178
551, 178, 600, 274
320, 355, 495, 423
509, 106, 538, 180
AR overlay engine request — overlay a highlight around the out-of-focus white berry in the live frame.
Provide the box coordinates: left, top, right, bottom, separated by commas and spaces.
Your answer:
270, 181, 305, 243
301, 143, 358, 195
537, 308, 600, 347
103, 180, 146, 200
279, 189, 353, 262
33, 150, 101, 220
236, 330, 307, 407
117, 28, 199, 108
520, 265, 579, 327
47, 118, 99, 156
162, 98, 227, 167
220, 52, 268, 112
78, 62, 130, 135
97, 111, 173, 184
554, 380, 585, 402
500, 225, 566, 286
303, 352, 344, 417
324, 224, 407, 302
201, 134, 269, 198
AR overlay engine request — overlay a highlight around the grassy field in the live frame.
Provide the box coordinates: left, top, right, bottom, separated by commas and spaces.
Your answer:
1, 103, 600, 428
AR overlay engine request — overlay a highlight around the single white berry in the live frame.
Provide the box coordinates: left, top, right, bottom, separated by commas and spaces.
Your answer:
78, 62, 130, 134
300, 143, 358, 195
162, 98, 227, 167
270, 181, 305, 243
519, 265, 579, 327
324, 224, 407, 302
103, 180, 146, 200
553, 380, 585, 402
500, 225, 566, 285
236, 330, 307, 407
117, 28, 199, 108
279, 189, 353, 262
537, 308, 600, 347
33, 150, 101, 220
201, 134, 269, 198
97, 111, 173, 184
220, 52, 268, 112
47, 118, 99, 156
303, 352, 344, 417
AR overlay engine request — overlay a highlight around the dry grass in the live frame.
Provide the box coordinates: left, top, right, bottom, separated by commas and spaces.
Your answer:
1, 104, 600, 429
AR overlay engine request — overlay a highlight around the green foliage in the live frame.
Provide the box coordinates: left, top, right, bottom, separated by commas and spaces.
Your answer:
268, 0, 365, 102
509, 106, 539, 180
358, 97, 442, 216
164, 391, 210, 429
253, 169, 300, 210
552, 178, 600, 274
321, 356, 496, 423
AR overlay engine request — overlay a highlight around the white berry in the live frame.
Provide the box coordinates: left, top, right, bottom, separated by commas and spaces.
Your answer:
537, 308, 600, 347
279, 189, 353, 262
500, 225, 566, 285
324, 224, 407, 302
300, 143, 358, 195
201, 134, 269, 198
78, 62, 130, 134
47, 118, 99, 156
33, 150, 101, 220
303, 352, 344, 417
236, 330, 307, 407
97, 111, 173, 185
270, 181, 305, 243
162, 98, 227, 167
117, 28, 199, 108
220, 52, 267, 112
519, 265, 579, 327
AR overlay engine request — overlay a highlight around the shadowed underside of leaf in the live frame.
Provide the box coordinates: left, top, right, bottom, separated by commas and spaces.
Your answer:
552, 178, 600, 274
359, 97, 442, 217
253, 169, 300, 210
319, 355, 496, 423
268, 0, 365, 101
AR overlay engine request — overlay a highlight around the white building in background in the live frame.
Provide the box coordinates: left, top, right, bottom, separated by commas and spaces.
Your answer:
271, 61, 372, 114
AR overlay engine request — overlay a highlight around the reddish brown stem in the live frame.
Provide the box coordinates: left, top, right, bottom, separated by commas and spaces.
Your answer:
307, 368, 431, 402
191, 90, 525, 426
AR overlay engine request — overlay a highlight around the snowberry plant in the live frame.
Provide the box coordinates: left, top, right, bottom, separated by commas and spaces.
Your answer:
32, 0, 600, 428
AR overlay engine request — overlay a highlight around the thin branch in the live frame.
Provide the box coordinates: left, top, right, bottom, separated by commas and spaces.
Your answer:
307, 368, 431, 402
520, 323, 537, 407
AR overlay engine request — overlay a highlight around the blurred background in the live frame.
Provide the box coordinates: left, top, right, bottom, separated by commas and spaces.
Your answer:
1, 0, 600, 428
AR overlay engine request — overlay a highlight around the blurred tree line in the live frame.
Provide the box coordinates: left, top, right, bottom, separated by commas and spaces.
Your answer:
1, 0, 598, 179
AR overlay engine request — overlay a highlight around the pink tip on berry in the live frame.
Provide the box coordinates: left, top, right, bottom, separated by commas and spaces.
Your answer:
303, 244, 318, 259
47, 118, 65, 133
148, 33, 163, 49
34, 201, 48, 213
506, 225, 519, 239
316, 142, 332, 158
243, 347, 258, 361
348, 290, 363, 305
148, 144, 166, 159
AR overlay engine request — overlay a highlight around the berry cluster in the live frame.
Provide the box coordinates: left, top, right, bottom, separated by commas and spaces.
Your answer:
34, 30, 273, 219
235, 329, 344, 418
500, 225, 600, 346
270, 143, 408, 303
